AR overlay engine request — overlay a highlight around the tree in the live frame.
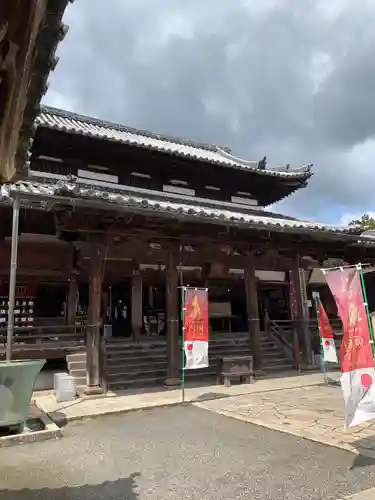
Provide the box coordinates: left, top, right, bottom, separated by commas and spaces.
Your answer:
349, 213, 375, 231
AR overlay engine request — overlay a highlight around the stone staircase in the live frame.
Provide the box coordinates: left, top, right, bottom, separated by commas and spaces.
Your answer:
104, 339, 169, 391
66, 351, 87, 392
184, 331, 293, 382
103, 331, 294, 391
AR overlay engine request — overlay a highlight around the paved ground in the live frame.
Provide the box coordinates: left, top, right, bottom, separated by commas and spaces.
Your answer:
1, 406, 375, 500
196, 383, 375, 457
34, 371, 324, 422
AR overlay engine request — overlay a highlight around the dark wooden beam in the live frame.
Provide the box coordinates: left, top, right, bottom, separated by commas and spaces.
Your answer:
244, 257, 261, 371
131, 269, 143, 341
52, 210, 372, 263
84, 241, 106, 395
165, 243, 181, 386
291, 254, 312, 365
66, 270, 79, 325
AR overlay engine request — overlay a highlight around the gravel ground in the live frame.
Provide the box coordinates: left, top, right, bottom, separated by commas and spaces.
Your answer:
1, 405, 375, 499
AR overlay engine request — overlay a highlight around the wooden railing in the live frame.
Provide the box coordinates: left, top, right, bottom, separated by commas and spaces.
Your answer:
308, 317, 343, 336
266, 319, 294, 351
265, 315, 344, 368
0, 324, 86, 358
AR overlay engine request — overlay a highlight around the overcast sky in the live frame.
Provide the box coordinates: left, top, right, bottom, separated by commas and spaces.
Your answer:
43, 0, 375, 225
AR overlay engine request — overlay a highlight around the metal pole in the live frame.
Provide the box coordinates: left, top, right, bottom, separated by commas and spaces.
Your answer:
6, 195, 20, 362
181, 287, 185, 403
358, 264, 375, 360
322, 263, 370, 273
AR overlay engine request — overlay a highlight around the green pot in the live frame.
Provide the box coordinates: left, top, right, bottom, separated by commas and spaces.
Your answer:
0, 360, 45, 431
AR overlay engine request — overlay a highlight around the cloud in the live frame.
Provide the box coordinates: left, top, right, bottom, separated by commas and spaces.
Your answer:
43, 0, 375, 223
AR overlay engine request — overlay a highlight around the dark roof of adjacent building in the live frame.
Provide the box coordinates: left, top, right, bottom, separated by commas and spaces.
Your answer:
36, 106, 313, 180
16, 1, 71, 178
0, 179, 365, 241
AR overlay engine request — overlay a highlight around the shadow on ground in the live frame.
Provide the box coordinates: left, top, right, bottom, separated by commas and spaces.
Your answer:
192, 392, 229, 402
0, 473, 140, 499
350, 454, 375, 471
47, 411, 68, 429
349, 434, 375, 470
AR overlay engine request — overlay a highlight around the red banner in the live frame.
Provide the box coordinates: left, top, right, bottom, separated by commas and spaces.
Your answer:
184, 288, 208, 343
324, 268, 373, 373
317, 298, 338, 363
183, 288, 209, 370
317, 299, 334, 340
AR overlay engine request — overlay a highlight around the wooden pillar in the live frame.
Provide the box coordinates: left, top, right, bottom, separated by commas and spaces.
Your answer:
165, 244, 181, 386
85, 242, 105, 395
148, 285, 154, 308
291, 255, 312, 365
131, 270, 143, 341
201, 263, 210, 288
66, 271, 79, 325
244, 259, 262, 371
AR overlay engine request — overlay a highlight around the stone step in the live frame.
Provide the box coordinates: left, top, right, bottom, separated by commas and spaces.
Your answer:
67, 360, 86, 371
262, 350, 291, 358
69, 368, 87, 379
106, 346, 168, 356
106, 342, 167, 350
107, 368, 168, 382
102, 331, 295, 391
106, 356, 168, 366
108, 377, 166, 391
262, 357, 293, 366
211, 344, 274, 349
184, 361, 294, 379
106, 353, 168, 363
262, 362, 294, 371
72, 375, 86, 387
108, 360, 169, 373
66, 352, 87, 363
106, 349, 290, 364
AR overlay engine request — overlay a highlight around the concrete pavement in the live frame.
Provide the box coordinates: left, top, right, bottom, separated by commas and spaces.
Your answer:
2, 405, 375, 499
196, 383, 375, 458
342, 488, 375, 499
33, 371, 324, 422
34, 371, 375, 459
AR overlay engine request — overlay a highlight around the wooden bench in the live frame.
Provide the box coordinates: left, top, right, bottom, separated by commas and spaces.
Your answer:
217, 356, 254, 387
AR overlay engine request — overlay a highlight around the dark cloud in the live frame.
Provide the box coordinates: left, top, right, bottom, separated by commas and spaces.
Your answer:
44, 0, 375, 223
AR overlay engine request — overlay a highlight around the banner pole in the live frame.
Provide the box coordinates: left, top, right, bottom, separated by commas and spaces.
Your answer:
322, 263, 371, 273
314, 297, 327, 380
289, 272, 301, 372
358, 264, 375, 360
181, 287, 185, 403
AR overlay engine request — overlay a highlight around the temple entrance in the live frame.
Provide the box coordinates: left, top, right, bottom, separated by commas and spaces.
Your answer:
259, 284, 290, 322
108, 281, 131, 338
142, 282, 166, 337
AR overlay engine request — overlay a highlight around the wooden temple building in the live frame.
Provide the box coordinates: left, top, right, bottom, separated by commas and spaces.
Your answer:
0, 0, 70, 182
1, 106, 375, 394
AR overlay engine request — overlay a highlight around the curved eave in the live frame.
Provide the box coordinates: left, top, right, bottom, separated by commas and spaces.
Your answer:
35, 107, 313, 182
0, 180, 362, 242
260, 176, 312, 206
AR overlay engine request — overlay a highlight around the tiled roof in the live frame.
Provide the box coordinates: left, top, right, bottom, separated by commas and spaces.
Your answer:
36, 107, 313, 180
0, 180, 360, 237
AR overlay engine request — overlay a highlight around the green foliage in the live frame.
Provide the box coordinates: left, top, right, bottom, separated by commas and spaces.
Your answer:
349, 213, 375, 230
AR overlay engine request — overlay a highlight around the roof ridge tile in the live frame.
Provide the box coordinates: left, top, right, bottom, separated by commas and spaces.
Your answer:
37, 106, 313, 181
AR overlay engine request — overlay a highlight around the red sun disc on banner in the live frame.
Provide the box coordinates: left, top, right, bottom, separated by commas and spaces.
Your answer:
324, 340, 330, 347
361, 373, 373, 389
187, 344, 193, 351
